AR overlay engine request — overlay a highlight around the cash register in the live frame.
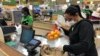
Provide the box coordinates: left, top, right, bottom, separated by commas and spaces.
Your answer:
20, 29, 41, 56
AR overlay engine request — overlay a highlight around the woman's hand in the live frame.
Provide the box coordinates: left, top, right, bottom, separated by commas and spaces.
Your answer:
61, 25, 70, 31
57, 21, 71, 31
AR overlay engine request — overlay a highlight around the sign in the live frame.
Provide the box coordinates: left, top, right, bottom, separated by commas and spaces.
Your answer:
80, 0, 83, 3
12, 10, 22, 23
3, 0, 16, 5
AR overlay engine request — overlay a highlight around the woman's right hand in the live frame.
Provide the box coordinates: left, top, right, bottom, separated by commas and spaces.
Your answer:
61, 25, 70, 31
57, 21, 71, 31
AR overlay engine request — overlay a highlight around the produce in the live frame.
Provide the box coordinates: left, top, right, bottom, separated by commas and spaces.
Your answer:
47, 29, 61, 40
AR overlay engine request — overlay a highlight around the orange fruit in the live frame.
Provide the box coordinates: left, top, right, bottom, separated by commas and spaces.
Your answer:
54, 30, 60, 35
54, 29, 58, 32
50, 31, 55, 35
54, 34, 59, 38
49, 36, 54, 40
53, 32, 57, 35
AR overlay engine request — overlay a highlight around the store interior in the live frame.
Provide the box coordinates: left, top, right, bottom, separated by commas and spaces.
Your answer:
0, 0, 100, 56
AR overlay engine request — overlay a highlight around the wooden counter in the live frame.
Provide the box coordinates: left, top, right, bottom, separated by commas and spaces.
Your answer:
0, 41, 24, 56
33, 21, 53, 36
0, 27, 24, 56
0, 27, 5, 43
33, 21, 53, 30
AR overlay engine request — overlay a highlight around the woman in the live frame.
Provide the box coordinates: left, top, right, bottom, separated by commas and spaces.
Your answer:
21, 7, 33, 29
20, 7, 34, 44
58, 5, 98, 56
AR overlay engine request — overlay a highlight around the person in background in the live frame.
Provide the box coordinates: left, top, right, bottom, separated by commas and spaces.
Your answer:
0, 8, 16, 43
82, 5, 93, 19
21, 7, 33, 29
42, 7, 48, 21
48, 8, 53, 20
33, 7, 40, 18
0, 7, 7, 26
26, 0, 29, 4
57, 5, 98, 56
0, 7, 3, 19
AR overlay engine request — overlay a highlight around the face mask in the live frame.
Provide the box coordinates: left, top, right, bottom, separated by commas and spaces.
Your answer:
22, 14, 25, 16
69, 20, 76, 25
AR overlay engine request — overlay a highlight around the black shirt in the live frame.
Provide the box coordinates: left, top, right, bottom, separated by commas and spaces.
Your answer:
62, 20, 98, 56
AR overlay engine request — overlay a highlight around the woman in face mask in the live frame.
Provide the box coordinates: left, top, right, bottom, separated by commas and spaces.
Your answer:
57, 5, 98, 56
21, 7, 33, 29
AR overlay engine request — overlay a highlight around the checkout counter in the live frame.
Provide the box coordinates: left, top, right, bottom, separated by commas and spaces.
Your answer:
16, 21, 69, 56
0, 21, 100, 56
0, 41, 24, 56
32, 21, 100, 47
32, 21, 100, 56
0, 17, 22, 56
0, 27, 24, 56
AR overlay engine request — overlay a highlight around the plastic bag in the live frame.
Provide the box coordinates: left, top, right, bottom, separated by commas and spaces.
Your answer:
15, 24, 22, 35
55, 15, 66, 27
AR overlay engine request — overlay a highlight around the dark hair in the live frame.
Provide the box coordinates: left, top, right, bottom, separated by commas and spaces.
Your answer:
65, 5, 84, 19
72, 5, 84, 19
22, 7, 30, 15
85, 5, 89, 8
